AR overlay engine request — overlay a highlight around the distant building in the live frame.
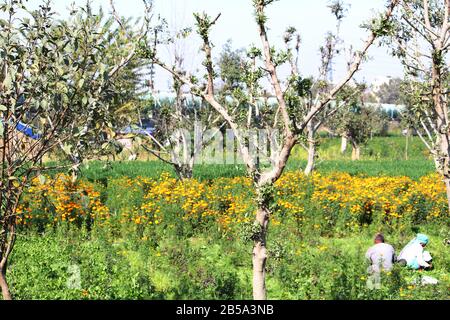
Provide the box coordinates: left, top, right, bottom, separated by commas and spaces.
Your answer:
366, 103, 405, 120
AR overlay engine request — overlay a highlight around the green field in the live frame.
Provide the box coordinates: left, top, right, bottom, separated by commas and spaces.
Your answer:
76, 158, 435, 182
73, 135, 434, 181
294, 135, 430, 161
9, 224, 450, 300
6, 137, 450, 300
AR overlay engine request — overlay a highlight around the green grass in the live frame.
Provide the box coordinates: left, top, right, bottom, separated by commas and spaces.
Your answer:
8, 223, 449, 300
305, 160, 435, 180
293, 135, 430, 161
66, 136, 435, 182
75, 158, 435, 182
7, 136, 446, 300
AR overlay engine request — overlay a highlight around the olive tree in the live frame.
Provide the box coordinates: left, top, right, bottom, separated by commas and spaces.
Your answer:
327, 89, 387, 161
143, 0, 399, 300
0, 0, 148, 299
52, 1, 152, 180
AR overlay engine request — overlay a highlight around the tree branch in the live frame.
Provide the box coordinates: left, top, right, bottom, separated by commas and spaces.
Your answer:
256, 4, 292, 138
301, 0, 400, 131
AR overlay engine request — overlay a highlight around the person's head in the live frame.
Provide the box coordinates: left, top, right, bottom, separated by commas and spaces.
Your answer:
416, 233, 429, 247
374, 233, 385, 244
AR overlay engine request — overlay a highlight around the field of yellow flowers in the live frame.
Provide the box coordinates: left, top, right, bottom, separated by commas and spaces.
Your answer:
18, 171, 448, 233
8, 168, 450, 300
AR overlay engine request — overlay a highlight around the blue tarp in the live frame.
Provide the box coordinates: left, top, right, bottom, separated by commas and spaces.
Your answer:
0, 96, 41, 140
0, 119, 42, 140
121, 126, 155, 136
15, 121, 41, 140
121, 119, 156, 136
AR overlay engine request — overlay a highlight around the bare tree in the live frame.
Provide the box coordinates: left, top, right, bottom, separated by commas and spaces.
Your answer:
142, 82, 225, 179
282, 1, 374, 174
143, 0, 399, 300
141, 49, 228, 180
388, 0, 449, 209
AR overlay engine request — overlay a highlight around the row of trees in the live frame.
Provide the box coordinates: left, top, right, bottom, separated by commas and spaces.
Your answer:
146, 4, 394, 177
0, 0, 448, 300
145, 0, 400, 300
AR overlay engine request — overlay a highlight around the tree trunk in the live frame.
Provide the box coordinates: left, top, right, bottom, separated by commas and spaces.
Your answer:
433, 155, 441, 173
444, 178, 450, 215
69, 155, 81, 183
253, 205, 269, 300
252, 184, 272, 300
341, 135, 348, 154
304, 122, 316, 176
405, 132, 409, 161
435, 140, 450, 214
0, 187, 19, 301
431, 49, 449, 212
0, 263, 12, 300
175, 163, 193, 180
351, 142, 360, 161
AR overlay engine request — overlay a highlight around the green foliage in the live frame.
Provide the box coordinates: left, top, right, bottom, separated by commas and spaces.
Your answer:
252, 0, 279, 25
289, 76, 313, 99
326, 84, 389, 147
8, 220, 449, 300
376, 77, 403, 104
218, 40, 246, 92
239, 220, 264, 243
247, 46, 262, 59
0, 0, 147, 171
283, 26, 298, 44
193, 12, 219, 43
269, 47, 290, 67
327, 0, 349, 22
6, 155, 450, 300
362, 12, 396, 37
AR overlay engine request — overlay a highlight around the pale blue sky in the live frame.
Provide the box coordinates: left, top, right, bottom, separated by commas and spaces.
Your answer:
25, 0, 405, 91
